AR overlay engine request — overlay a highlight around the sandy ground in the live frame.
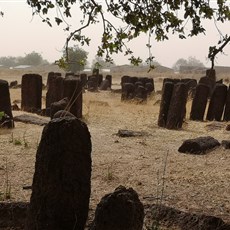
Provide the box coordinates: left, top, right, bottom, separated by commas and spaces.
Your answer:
0, 71, 229, 228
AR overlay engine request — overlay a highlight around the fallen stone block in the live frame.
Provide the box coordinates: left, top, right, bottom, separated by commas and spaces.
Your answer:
178, 136, 220, 154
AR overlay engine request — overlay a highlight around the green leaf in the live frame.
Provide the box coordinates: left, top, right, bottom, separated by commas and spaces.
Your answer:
55, 17, 63, 25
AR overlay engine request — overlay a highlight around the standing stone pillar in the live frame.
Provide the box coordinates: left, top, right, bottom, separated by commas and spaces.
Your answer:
121, 75, 130, 89
63, 78, 83, 118
25, 117, 92, 230
206, 84, 227, 121
88, 76, 98, 91
98, 74, 103, 87
158, 82, 174, 127
105, 75, 112, 88
190, 83, 209, 121
206, 69, 216, 80
166, 83, 188, 129
46, 76, 64, 109
0, 80, 14, 128
223, 85, 230, 121
46, 72, 61, 89
21, 74, 42, 112
80, 73, 88, 88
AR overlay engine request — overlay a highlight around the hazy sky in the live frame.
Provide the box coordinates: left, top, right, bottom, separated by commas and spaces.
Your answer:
1, 1, 230, 68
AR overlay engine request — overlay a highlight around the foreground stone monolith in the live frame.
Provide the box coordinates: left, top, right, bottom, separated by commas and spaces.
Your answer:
25, 117, 92, 230
0, 80, 14, 128
21, 74, 42, 112
90, 186, 144, 230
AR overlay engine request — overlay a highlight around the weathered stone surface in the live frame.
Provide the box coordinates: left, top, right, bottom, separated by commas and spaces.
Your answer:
146, 204, 230, 230
166, 83, 188, 129
90, 186, 144, 230
121, 83, 135, 100
46, 75, 64, 109
105, 75, 112, 88
25, 117, 92, 230
53, 110, 76, 119
158, 82, 174, 127
80, 73, 88, 88
0, 202, 28, 229
88, 76, 98, 91
116, 129, 149, 137
121, 75, 130, 88
190, 83, 209, 121
145, 82, 154, 95
130, 76, 138, 84
178, 136, 220, 154
223, 85, 230, 121
21, 74, 43, 112
63, 78, 83, 118
98, 74, 103, 86
0, 79, 14, 128
206, 84, 227, 121
135, 85, 147, 102
46, 72, 61, 89
199, 69, 216, 96
14, 114, 49, 126
163, 78, 180, 87
50, 97, 69, 119
206, 68, 216, 81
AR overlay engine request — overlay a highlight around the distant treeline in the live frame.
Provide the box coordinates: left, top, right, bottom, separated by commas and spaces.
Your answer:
0, 51, 49, 67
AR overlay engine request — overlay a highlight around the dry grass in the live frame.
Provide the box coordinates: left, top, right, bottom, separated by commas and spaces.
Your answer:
0, 69, 229, 226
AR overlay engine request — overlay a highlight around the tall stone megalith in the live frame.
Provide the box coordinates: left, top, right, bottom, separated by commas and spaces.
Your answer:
21, 74, 42, 112
25, 117, 92, 230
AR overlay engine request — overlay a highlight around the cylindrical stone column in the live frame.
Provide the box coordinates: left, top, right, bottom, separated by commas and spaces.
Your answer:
63, 78, 83, 118
190, 83, 209, 121
80, 73, 88, 88
46, 72, 61, 89
206, 83, 227, 121
46, 76, 64, 109
105, 75, 112, 88
121, 75, 130, 90
166, 83, 188, 130
0, 80, 14, 128
223, 85, 230, 121
158, 82, 174, 127
21, 74, 42, 112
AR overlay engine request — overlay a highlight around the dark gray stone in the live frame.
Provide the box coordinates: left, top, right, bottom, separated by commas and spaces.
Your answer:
25, 117, 92, 230
178, 136, 220, 154
90, 186, 144, 230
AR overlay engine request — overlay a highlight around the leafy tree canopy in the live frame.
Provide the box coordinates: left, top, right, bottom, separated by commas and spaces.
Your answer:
0, 51, 48, 67
58, 45, 88, 73
26, 0, 230, 68
173, 56, 205, 71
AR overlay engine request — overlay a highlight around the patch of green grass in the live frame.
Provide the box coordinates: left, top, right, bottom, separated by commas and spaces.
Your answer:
14, 139, 22, 145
